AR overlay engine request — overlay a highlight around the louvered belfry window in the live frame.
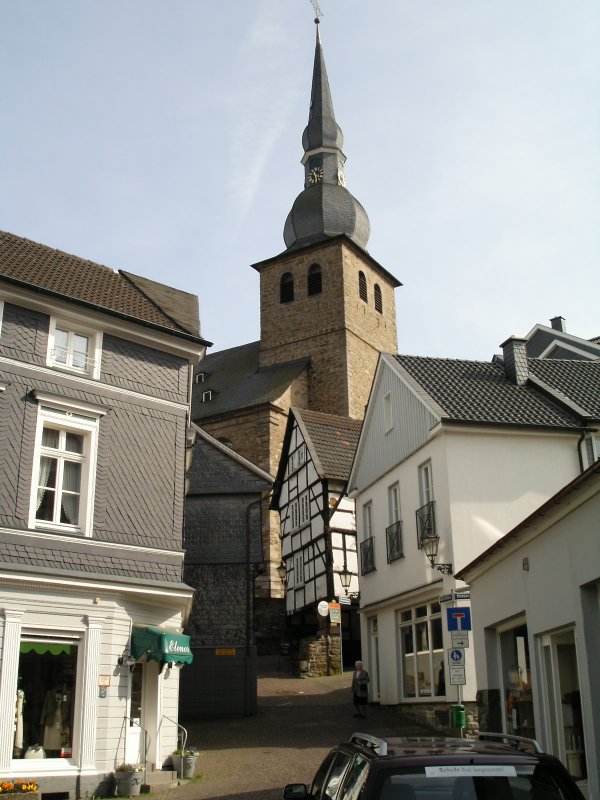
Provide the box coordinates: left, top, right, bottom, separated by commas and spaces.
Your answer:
307, 263, 322, 296
280, 272, 294, 303
358, 271, 368, 303
374, 284, 383, 313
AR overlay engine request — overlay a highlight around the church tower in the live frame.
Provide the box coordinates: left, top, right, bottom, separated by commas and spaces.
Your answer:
253, 20, 400, 419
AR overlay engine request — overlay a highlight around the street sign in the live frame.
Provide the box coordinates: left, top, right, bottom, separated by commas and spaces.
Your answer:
447, 607, 472, 631
451, 631, 470, 648
329, 602, 341, 623
339, 596, 351, 605
439, 593, 453, 603
448, 648, 464, 666
317, 600, 329, 617
453, 591, 471, 600
449, 665, 466, 685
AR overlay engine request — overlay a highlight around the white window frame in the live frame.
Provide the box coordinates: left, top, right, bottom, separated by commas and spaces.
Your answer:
299, 491, 310, 525
294, 551, 305, 586
363, 501, 373, 540
28, 391, 106, 536
289, 499, 299, 530
383, 391, 393, 433
388, 483, 400, 524
47, 317, 102, 379
418, 460, 434, 506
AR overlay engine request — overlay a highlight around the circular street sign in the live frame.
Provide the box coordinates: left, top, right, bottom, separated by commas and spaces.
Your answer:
317, 600, 329, 617
450, 648, 464, 663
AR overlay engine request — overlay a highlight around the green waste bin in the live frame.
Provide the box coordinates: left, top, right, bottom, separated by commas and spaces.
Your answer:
451, 704, 466, 729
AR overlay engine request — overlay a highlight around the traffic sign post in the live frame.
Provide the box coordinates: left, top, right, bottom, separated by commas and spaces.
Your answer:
446, 607, 472, 631
451, 631, 470, 648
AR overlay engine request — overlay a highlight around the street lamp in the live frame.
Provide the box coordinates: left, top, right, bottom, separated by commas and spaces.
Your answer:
276, 560, 287, 586
421, 532, 453, 575
338, 567, 352, 595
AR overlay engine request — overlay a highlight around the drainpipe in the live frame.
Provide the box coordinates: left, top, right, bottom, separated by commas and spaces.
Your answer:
577, 430, 586, 473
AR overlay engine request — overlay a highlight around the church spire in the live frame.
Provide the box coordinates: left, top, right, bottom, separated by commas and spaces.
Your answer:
283, 19, 371, 251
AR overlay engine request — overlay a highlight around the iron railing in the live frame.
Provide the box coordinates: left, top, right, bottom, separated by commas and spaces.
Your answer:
386, 520, 404, 562
360, 536, 376, 575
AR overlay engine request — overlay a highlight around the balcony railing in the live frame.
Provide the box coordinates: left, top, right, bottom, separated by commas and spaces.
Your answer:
360, 536, 376, 575
386, 520, 404, 562
50, 346, 96, 373
415, 500, 436, 549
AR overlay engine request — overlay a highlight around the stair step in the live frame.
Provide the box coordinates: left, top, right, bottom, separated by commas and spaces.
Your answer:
141, 769, 178, 793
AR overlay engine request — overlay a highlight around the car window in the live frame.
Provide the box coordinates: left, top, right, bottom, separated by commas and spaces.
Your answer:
311, 751, 353, 800
339, 754, 370, 800
373, 766, 579, 800
317, 751, 353, 800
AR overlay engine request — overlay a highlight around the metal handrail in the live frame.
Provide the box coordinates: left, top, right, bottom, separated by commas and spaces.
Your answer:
161, 714, 189, 779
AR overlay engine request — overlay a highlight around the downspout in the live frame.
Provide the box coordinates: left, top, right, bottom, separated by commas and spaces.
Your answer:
577, 429, 586, 474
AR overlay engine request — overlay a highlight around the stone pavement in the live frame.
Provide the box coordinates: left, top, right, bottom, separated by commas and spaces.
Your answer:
170, 657, 434, 800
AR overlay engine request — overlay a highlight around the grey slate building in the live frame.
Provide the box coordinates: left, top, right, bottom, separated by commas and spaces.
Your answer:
0, 230, 207, 797
181, 425, 273, 717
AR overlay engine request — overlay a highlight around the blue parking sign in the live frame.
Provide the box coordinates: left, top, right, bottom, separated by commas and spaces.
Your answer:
447, 607, 472, 631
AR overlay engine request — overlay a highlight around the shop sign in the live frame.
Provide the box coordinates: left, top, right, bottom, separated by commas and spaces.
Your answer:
328, 602, 341, 623
215, 648, 236, 656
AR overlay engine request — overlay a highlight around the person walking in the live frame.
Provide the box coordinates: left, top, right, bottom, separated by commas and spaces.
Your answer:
351, 660, 370, 718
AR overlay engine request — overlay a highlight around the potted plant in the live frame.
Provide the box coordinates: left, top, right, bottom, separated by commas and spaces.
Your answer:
171, 747, 198, 779
114, 764, 143, 797
0, 779, 40, 800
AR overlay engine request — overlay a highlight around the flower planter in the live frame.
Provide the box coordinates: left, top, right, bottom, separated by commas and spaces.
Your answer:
171, 754, 197, 779
114, 770, 142, 797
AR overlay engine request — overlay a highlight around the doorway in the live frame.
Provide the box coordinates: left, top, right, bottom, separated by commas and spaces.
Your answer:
125, 662, 144, 764
541, 629, 587, 780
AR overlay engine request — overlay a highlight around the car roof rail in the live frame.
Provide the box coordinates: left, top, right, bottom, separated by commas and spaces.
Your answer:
477, 731, 543, 754
350, 732, 388, 756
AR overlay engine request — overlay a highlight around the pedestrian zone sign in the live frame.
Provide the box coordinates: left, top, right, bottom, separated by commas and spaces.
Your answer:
447, 607, 472, 631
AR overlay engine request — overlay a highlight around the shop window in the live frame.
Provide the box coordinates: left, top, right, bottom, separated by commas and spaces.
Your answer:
501, 623, 535, 740
29, 392, 105, 535
47, 318, 102, 379
280, 272, 294, 303
15, 634, 78, 759
399, 602, 444, 699
358, 271, 368, 303
307, 263, 322, 296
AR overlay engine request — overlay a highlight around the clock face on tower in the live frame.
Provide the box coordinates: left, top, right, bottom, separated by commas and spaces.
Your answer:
308, 166, 324, 184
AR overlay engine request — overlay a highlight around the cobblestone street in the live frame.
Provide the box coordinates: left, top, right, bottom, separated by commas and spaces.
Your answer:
171, 657, 433, 800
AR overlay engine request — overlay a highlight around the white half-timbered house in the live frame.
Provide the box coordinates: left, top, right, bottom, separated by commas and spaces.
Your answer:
271, 408, 362, 672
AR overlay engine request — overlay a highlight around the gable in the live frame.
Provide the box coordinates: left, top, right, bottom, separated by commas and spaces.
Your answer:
187, 433, 273, 495
349, 355, 439, 493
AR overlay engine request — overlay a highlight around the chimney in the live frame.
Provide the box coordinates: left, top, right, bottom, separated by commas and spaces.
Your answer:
500, 337, 529, 386
550, 316, 565, 332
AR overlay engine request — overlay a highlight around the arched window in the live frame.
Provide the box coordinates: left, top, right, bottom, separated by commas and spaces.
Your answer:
374, 284, 383, 314
307, 263, 322, 296
358, 271, 368, 303
280, 272, 294, 303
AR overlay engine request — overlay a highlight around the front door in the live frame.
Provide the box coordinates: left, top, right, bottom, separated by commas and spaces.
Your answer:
125, 662, 144, 764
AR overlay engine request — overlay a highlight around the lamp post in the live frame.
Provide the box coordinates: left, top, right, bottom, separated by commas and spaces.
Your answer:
421, 532, 453, 575
338, 566, 352, 596
276, 560, 287, 587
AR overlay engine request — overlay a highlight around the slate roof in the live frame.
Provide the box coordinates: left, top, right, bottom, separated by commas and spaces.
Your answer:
0, 230, 205, 342
191, 341, 309, 420
528, 358, 600, 420
296, 408, 362, 481
394, 355, 586, 429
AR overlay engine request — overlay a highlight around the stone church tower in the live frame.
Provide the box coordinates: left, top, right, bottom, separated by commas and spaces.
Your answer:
192, 20, 400, 601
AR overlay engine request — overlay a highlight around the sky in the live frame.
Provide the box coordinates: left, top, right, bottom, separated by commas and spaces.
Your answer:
1, 0, 599, 360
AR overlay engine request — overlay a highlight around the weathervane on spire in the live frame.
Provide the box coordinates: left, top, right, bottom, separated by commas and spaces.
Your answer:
309, 0, 323, 23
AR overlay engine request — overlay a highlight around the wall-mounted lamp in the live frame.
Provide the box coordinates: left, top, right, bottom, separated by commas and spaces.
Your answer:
420, 532, 453, 575
276, 560, 287, 587
117, 648, 136, 668
338, 567, 352, 596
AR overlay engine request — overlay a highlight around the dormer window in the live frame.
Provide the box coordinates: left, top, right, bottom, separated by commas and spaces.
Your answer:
374, 284, 383, 314
47, 319, 101, 379
280, 272, 294, 303
307, 264, 322, 296
358, 271, 368, 303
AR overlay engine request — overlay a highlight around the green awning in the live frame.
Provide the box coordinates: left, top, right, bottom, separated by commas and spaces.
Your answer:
20, 643, 73, 656
130, 626, 193, 667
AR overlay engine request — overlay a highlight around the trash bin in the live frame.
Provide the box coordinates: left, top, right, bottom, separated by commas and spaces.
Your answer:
451, 704, 466, 729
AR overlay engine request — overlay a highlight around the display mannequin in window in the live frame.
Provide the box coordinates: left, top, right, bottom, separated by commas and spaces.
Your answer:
40, 680, 72, 755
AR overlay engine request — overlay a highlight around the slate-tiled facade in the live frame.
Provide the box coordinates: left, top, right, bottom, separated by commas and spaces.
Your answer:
0, 231, 206, 797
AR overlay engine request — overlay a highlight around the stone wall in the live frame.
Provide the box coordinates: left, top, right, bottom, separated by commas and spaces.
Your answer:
292, 630, 342, 677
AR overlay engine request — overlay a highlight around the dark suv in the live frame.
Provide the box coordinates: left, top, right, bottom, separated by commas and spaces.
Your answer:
283, 732, 585, 800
